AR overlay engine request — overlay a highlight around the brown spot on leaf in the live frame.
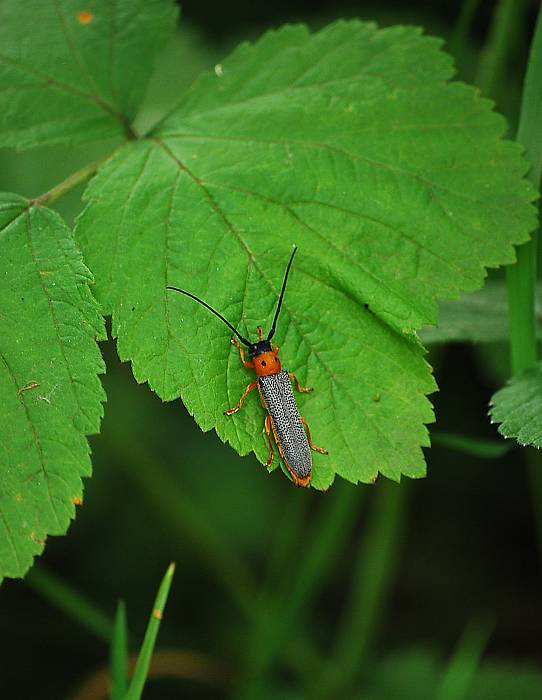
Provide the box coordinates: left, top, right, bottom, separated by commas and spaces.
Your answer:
72, 496, 83, 506
77, 10, 93, 24
152, 608, 163, 620
17, 381, 39, 397
15, 494, 22, 503
30, 531, 47, 545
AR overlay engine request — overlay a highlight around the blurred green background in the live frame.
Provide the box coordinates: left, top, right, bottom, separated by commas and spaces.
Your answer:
1, 1, 542, 698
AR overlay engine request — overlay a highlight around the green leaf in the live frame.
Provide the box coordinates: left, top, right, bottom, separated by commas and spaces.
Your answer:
75, 21, 536, 489
419, 282, 542, 345
0, 194, 105, 581
489, 361, 542, 448
0, 0, 177, 149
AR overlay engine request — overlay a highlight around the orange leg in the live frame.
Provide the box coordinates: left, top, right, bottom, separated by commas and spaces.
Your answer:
264, 415, 274, 467
224, 381, 258, 415
289, 373, 313, 394
301, 416, 328, 454
231, 338, 254, 369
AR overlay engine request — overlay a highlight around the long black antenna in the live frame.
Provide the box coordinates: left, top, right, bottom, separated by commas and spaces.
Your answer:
166, 286, 251, 346
267, 246, 297, 341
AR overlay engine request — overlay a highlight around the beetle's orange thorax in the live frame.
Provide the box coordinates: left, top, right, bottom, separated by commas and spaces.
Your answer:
253, 350, 281, 377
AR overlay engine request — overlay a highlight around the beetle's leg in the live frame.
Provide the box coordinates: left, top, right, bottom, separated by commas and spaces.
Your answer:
264, 415, 274, 467
289, 373, 313, 394
301, 416, 328, 454
231, 337, 254, 369
224, 381, 258, 415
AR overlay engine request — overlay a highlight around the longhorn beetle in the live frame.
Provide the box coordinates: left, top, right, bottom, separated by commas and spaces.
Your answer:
166, 246, 327, 487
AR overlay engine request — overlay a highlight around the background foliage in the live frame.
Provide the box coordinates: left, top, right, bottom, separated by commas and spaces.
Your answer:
0, 0, 541, 698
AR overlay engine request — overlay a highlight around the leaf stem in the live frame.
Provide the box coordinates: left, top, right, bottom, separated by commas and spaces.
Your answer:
32, 154, 111, 207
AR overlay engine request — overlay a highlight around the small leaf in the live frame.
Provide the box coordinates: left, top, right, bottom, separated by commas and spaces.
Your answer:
489, 362, 542, 448
75, 21, 536, 488
419, 282, 542, 345
0, 0, 178, 148
0, 194, 105, 581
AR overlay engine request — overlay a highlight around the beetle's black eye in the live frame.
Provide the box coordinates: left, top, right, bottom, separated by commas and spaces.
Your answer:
261, 360, 267, 367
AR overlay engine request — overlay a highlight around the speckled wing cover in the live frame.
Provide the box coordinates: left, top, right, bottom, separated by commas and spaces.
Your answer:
258, 370, 312, 479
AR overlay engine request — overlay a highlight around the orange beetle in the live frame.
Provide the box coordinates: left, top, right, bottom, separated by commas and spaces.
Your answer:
167, 247, 327, 486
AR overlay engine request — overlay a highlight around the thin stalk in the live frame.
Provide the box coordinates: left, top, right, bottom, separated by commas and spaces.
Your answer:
25, 565, 113, 642
320, 480, 410, 697
507, 3, 542, 377
435, 615, 494, 700
506, 4, 542, 566
126, 563, 175, 700
32, 154, 111, 206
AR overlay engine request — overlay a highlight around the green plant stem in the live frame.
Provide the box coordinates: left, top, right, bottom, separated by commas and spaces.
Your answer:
507, 3, 542, 377
507, 1, 542, 568
33, 154, 111, 206
435, 615, 494, 700
126, 563, 175, 700
25, 565, 113, 642
476, 0, 528, 98
320, 480, 410, 698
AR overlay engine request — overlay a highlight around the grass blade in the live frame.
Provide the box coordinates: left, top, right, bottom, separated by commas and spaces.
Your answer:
320, 480, 409, 697
25, 565, 112, 642
431, 431, 512, 458
110, 600, 129, 700
435, 615, 494, 700
241, 483, 360, 695
126, 563, 176, 700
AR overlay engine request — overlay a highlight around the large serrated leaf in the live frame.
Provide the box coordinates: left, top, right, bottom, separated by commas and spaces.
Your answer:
0, 0, 177, 148
0, 194, 105, 581
489, 362, 542, 449
75, 21, 536, 489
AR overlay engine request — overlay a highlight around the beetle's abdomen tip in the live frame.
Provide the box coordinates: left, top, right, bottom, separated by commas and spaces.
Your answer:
292, 473, 311, 488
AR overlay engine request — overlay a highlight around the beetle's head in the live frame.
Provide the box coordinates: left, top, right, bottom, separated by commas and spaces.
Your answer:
248, 339, 272, 358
